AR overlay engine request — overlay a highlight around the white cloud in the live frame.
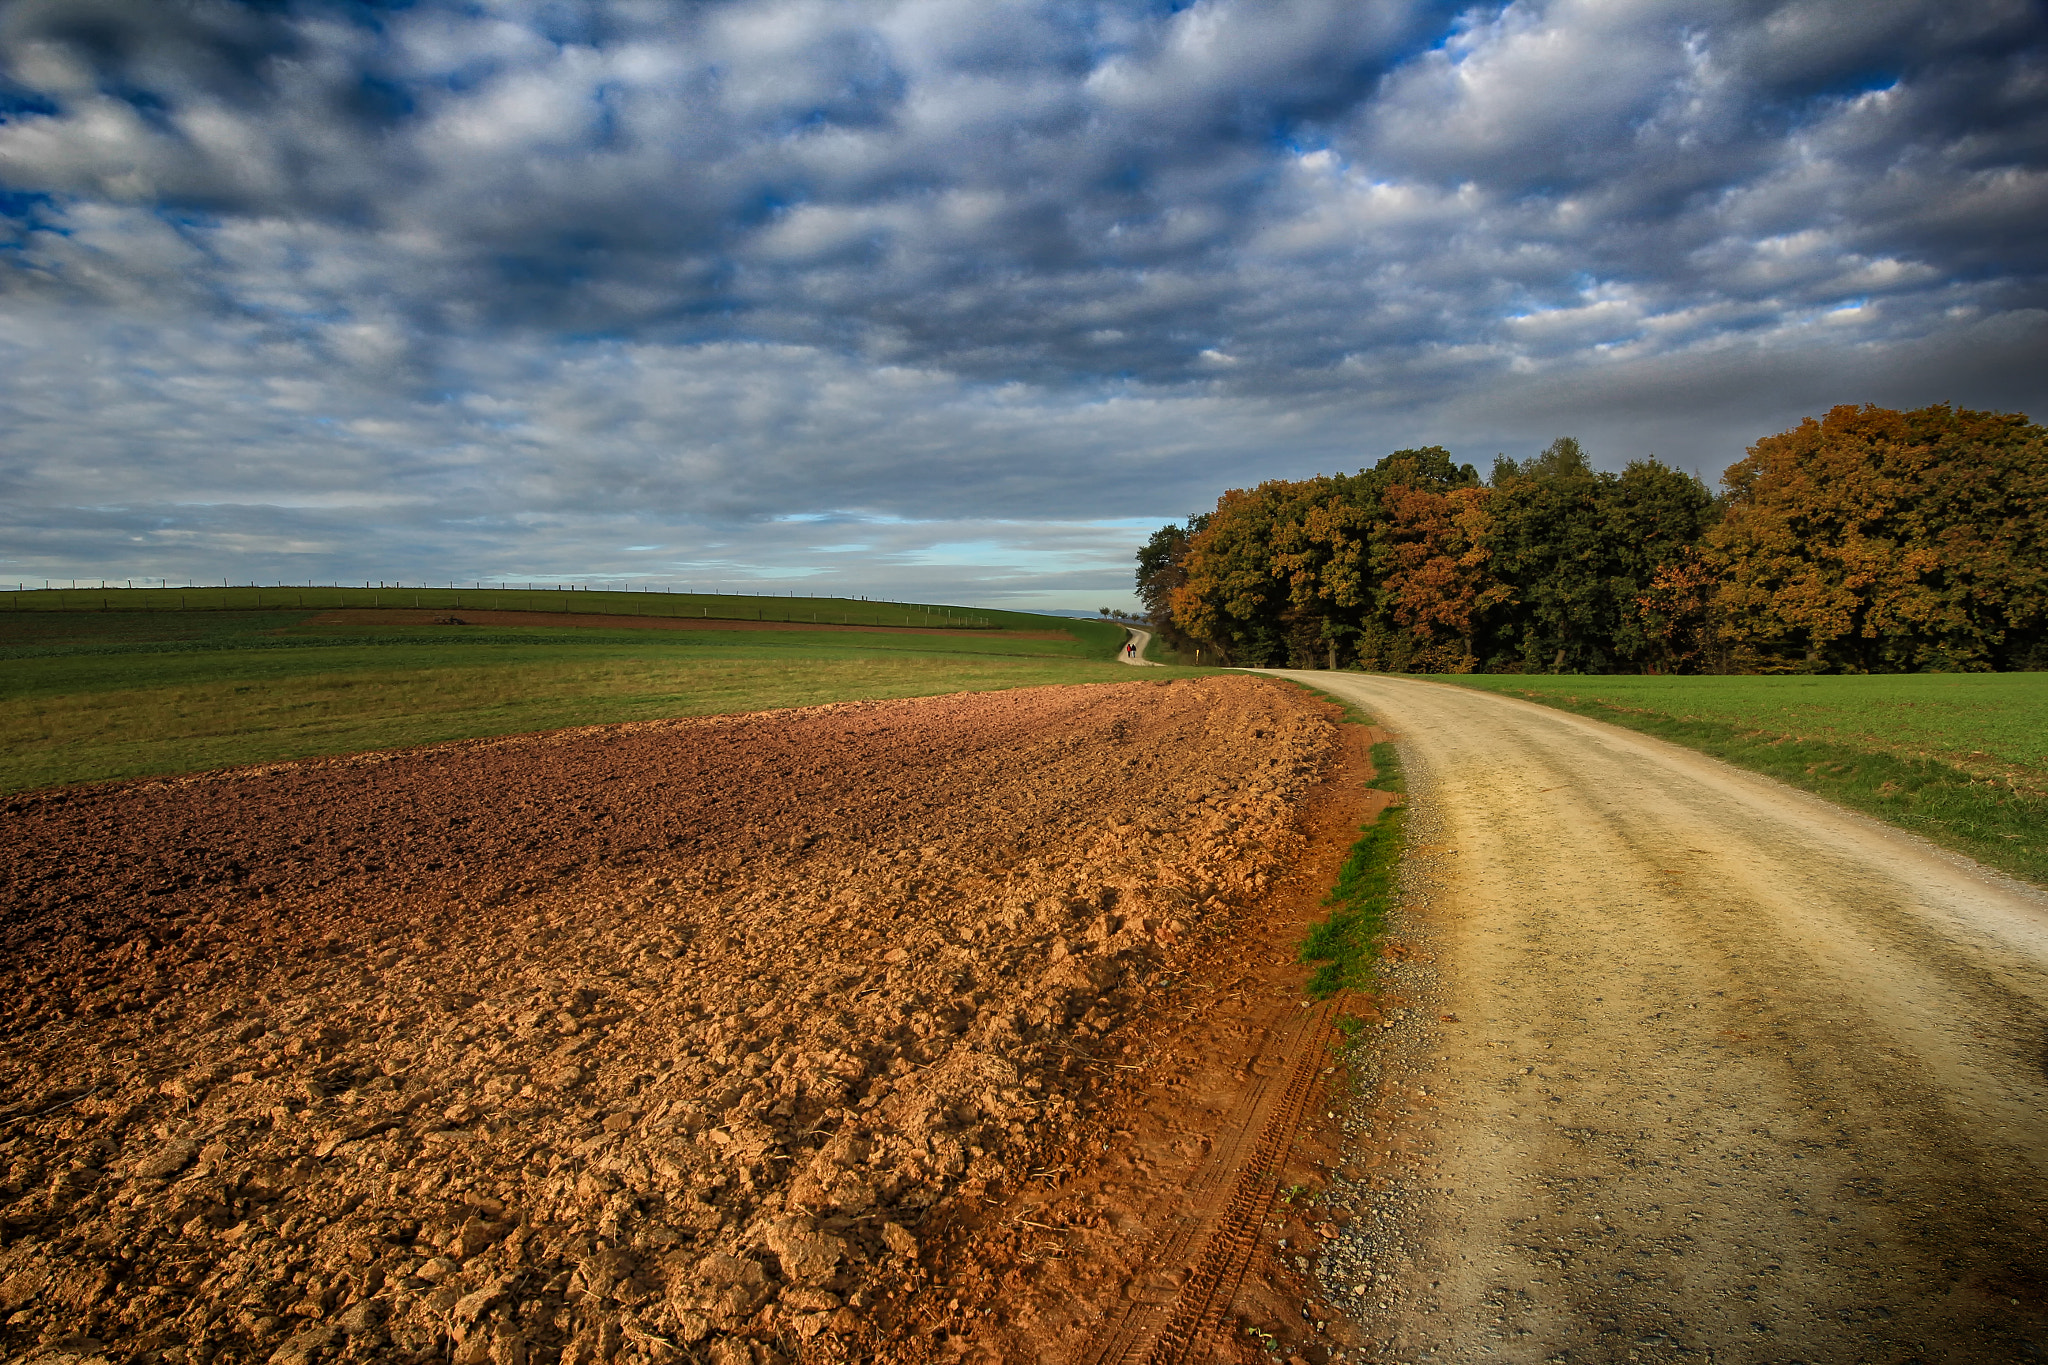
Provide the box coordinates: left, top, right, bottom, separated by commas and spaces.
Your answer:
0, 0, 2039, 605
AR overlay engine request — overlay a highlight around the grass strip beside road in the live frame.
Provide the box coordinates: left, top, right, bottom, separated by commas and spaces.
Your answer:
1441, 673, 2048, 889
0, 610, 1141, 795
1298, 740, 1407, 997
1269, 672, 1411, 999
1300, 738, 1407, 997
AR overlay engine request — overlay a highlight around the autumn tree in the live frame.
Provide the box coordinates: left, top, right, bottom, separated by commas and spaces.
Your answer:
1606, 457, 1724, 666
1634, 546, 1723, 673
1374, 482, 1511, 673
1169, 449, 1477, 667
1707, 404, 2048, 671
1166, 483, 1291, 664
1269, 450, 1475, 668
1268, 480, 1377, 667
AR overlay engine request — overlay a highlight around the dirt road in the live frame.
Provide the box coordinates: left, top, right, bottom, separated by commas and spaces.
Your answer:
1262, 671, 2048, 1363
1118, 629, 1163, 667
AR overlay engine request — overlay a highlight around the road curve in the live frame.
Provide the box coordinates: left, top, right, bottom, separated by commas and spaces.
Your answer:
1120, 625, 1165, 665
1259, 670, 2048, 1363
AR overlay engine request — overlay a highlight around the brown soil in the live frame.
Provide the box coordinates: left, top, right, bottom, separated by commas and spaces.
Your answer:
0, 676, 1353, 1365
292, 609, 1072, 640
873, 719, 1395, 1365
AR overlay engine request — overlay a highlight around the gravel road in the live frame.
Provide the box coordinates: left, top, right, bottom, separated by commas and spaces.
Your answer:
1261, 671, 2048, 1364
1119, 627, 1164, 666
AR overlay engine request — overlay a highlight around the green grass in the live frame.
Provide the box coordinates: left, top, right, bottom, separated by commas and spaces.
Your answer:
0, 602, 1144, 795
1300, 737, 1407, 999
0, 583, 1045, 630
1255, 676, 1411, 997
1439, 673, 2048, 888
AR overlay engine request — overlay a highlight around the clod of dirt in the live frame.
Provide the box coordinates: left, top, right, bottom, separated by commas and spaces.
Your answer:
0, 677, 1338, 1364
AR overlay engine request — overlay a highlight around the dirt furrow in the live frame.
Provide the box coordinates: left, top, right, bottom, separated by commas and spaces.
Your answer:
886, 715, 1394, 1365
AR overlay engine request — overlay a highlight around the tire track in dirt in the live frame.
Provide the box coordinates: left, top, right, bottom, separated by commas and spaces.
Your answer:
1130, 1002, 1343, 1365
1079, 1001, 1335, 1365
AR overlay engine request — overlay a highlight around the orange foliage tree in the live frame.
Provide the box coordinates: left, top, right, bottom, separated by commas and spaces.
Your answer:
1377, 483, 1512, 673
1169, 450, 1478, 667
1634, 546, 1722, 673
1167, 482, 1291, 662
1707, 404, 2048, 671
1150, 406, 2044, 674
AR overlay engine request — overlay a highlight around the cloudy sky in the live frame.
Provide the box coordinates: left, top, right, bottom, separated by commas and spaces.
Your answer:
2, 0, 2043, 609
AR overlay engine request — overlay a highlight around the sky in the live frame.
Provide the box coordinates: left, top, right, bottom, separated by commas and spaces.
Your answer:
1, 0, 2043, 611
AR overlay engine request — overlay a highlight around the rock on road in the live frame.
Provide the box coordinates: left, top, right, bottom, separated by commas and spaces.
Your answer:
1261, 670, 2048, 1364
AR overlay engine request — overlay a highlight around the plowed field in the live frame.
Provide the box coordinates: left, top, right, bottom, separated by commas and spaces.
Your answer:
0, 676, 1351, 1365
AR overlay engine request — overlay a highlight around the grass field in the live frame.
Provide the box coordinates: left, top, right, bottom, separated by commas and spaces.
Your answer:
1440, 673, 2048, 888
0, 583, 1034, 630
0, 597, 1141, 795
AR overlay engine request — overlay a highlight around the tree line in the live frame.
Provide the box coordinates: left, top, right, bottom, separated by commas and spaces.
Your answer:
1137, 404, 2048, 674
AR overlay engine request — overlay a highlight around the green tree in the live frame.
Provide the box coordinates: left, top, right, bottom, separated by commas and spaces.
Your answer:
1607, 457, 1723, 666
1484, 439, 1713, 672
